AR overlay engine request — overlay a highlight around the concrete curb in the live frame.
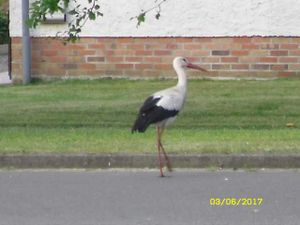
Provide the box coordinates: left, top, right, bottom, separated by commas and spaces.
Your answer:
0, 153, 300, 169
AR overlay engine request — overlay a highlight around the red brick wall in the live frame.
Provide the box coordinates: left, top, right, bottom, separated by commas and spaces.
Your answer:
11, 37, 300, 82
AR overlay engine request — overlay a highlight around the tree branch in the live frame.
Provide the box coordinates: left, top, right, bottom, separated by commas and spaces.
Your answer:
28, 0, 103, 43
130, 0, 168, 27
28, 0, 168, 43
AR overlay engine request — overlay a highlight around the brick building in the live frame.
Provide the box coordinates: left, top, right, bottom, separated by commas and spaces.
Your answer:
9, 0, 300, 83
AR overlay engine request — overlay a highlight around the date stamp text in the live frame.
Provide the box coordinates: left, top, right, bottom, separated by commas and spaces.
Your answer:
210, 197, 263, 207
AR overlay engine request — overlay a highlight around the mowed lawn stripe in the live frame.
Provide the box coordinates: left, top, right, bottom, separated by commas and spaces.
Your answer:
0, 78, 299, 154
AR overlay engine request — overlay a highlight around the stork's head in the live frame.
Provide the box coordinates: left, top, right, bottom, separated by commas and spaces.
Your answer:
173, 57, 207, 72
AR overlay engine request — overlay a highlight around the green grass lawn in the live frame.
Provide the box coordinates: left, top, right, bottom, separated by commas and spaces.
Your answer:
0, 78, 300, 154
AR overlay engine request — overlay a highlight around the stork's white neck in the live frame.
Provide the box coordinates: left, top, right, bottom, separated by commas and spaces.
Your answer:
174, 63, 187, 88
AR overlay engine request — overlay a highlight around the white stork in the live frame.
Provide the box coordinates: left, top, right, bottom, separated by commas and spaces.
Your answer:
132, 57, 207, 177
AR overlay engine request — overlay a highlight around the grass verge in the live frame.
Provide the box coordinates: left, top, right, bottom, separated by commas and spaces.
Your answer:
0, 78, 299, 154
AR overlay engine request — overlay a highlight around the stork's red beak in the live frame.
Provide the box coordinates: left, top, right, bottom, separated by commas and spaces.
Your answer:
187, 63, 208, 72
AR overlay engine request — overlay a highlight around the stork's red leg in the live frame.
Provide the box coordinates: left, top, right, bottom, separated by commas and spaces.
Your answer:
157, 127, 172, 172
159, 141, 172, 172
157, 126, 164, 177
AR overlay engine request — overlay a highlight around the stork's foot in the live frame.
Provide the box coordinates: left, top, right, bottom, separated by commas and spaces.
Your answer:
159, 168, 165, 177
159, 141, 172, 172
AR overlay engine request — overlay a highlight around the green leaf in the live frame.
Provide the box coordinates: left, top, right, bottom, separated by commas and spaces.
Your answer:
46, 0, 60, 13
137, 12, 145, 26
26, 18, 36, 28
68, 9, 77, 15
155, 12, 160, 20
88, 11, 96, 20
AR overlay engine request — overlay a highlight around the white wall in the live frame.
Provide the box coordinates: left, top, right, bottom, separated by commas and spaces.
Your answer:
10, 0, 300, 37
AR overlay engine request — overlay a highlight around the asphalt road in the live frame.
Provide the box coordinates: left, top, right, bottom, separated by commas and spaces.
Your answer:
0, 169, 299, 225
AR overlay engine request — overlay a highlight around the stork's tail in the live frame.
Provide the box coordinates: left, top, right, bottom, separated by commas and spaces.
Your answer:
131, 114, 151, 133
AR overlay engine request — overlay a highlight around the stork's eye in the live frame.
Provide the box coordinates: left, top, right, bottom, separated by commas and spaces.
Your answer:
182, 58, 187, 62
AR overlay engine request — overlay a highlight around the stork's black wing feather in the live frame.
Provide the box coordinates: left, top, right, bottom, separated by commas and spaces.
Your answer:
140, 96, 161, 113
131, 96, 178, 133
